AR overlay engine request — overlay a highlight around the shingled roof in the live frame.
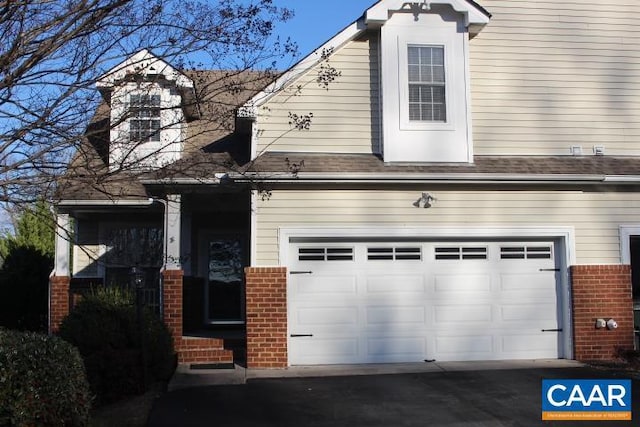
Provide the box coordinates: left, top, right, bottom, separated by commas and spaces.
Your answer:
57, 63, 640, 202
56, 69, 275, 201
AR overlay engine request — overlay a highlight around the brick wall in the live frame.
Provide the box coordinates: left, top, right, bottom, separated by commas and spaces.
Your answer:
245, 267, 288, 368
49, 275, 70, 334
162, 269, 184, 341
163, 270, 233, 364
571, 265, 634, 361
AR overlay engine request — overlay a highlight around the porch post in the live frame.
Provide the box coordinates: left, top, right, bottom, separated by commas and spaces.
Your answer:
54, 213, 71, 277
165, 194, 182, 269
162, 194, 184, 343
49, 213, 71, 334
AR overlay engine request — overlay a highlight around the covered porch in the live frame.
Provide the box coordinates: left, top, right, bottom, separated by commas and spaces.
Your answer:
49, 188, 252, 366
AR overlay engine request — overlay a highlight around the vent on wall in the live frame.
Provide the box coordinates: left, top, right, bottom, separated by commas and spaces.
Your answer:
298, 247, 354, 261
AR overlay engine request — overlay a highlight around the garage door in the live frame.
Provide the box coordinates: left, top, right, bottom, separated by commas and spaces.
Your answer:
288, 240, 563, 365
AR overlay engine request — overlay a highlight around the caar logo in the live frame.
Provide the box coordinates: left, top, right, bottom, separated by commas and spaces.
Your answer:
542, 379, 632, 421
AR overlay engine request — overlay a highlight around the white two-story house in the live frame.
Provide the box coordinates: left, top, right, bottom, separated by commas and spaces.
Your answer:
51, 0, 639, 368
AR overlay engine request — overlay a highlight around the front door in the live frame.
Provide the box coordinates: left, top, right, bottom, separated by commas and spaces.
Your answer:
206, 239, 244, 323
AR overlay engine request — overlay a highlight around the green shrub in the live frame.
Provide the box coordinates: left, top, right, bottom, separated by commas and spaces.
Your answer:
58, 287, 175, 405
0, 328, 91, 426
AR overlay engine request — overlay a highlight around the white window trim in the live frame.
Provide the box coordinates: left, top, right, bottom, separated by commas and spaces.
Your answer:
398, 35, 456, 132
619, 225, 640, 264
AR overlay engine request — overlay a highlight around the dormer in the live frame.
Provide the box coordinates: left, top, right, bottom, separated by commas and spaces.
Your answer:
244, 0, 489, 163
374, 1, 490, 163
96, 49, 197, 171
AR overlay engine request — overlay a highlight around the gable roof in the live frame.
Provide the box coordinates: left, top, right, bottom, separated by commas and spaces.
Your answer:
56, 69, 275, 201
96, 49, 194, 90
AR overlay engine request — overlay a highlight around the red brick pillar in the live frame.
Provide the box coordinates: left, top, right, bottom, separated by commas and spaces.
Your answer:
571, 265, 634, 361
49, 276, 70, 334
162, 270, 184, 343
245, 267, 288, 368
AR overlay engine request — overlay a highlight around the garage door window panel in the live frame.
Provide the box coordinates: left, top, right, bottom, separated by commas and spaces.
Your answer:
435, 246, 487, 260
367, 246, 422, 261
500, 245, 552, 260
298, 247, 354, 261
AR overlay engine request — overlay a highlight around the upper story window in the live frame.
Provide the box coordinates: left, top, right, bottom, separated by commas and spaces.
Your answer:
129, 94, 161, 142
381, 7, 476, 163
408, 45, 446, 122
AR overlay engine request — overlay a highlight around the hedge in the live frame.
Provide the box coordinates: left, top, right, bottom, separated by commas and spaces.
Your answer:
0, 329, 91, 426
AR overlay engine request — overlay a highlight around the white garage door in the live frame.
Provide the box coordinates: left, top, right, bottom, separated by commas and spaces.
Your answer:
288, 240, 563, 365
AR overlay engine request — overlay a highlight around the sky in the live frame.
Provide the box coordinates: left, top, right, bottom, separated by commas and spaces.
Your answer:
271, 0, 377, 66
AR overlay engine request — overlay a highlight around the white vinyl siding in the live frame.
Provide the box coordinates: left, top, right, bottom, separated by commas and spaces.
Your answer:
254, 0, 640, 157
255, 35, 380, 155
471, 0, 640, 155
253, 189, 640, 265
72, 221, 100, 277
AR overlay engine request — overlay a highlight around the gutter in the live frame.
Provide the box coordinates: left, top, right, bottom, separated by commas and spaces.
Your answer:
138, 176, 224, 185
228, 172, 632, 185
57, 199, 155, 207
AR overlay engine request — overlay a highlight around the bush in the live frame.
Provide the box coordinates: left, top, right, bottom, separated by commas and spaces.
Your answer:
0, 246, 52, 332
0, 328, 91, 427
58, 287, 175, 405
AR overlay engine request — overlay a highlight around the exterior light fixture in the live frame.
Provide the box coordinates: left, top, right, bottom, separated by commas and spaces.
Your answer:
413, 192, 436, 208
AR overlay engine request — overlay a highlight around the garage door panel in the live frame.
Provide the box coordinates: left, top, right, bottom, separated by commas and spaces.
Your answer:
434, 304, 493, 323
366, 275, 425, 293
434, 274, 491, 293
293, 275, 357, 296
293, 337, 359, 364
500, 333, 558, 354
367, 336, 426, 360
366, 306, 426, 325
296, 306, 359, 326
501, 304, 556, 322
435, 335, 494, 356
500, 273, 556, 294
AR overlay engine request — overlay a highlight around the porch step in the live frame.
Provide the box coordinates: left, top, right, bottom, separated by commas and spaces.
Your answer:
177, 336, 234, 364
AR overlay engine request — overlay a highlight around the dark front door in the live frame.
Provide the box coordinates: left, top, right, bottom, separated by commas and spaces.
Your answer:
207, 239, 244, 323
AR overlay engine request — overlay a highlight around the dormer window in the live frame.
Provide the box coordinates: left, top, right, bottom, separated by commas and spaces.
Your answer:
96, 49, 196, 171
129, 94, 161, 142
408, 45, 446, 122
380, 5, 489, 163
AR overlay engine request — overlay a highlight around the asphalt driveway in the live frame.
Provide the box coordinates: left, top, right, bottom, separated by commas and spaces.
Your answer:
148, 365, 639, 427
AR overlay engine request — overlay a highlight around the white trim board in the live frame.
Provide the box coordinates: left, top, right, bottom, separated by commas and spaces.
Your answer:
619, 225, 640, 264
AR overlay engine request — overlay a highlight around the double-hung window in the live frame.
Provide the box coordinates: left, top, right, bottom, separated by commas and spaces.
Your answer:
408, 45, 446, 122
129, 94, 161, 142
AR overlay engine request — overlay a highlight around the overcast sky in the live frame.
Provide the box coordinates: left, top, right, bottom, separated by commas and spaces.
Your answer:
271, 0, 376, 66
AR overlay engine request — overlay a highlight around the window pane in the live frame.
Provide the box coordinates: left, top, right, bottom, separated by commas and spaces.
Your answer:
420, 66, 433, 83
433, 65, 445, 83
407, 45, 446, 122
409, 85, 421, 102
432, 47, 444, 65
408, 46, 420, 64
409, 104, 421, 121
408, 64, 420, 82
432, 86, 445, 103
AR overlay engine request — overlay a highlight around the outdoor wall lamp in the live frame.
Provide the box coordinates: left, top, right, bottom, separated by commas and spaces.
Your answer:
413, 192, 436, 208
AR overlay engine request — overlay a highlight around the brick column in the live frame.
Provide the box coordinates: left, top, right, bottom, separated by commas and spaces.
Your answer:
49, 276, 70, 334
245, 267, 288, 368
163, 269, 184, 342
571, 265, 634, 361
